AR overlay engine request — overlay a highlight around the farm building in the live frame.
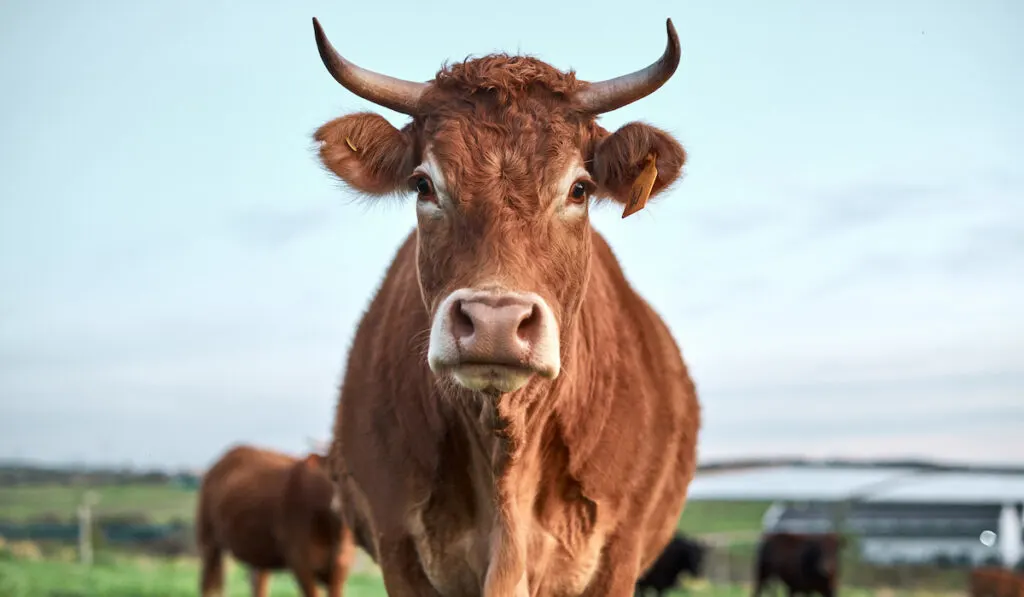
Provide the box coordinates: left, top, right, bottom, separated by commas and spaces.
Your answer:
686, 464, 1024, 568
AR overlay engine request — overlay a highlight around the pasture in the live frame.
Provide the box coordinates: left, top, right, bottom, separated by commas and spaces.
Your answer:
0, 552, 384, 597
0, 481, 767, 534
0, 553, 968, 597
0, 480, 976, 596
0, 483, 196, 524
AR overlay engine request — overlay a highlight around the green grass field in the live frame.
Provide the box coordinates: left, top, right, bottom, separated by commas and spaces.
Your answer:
0, 553, 386, 597
0, 484, 197, 524
0, 553, 965, 597
0, 483, 771, 534
677, 500, 770, 536
0, 483, 970, 596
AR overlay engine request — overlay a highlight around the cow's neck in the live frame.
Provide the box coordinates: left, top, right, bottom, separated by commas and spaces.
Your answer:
446, 383, 547, 482
429, 318, 604, 593
441, 384, 555, 594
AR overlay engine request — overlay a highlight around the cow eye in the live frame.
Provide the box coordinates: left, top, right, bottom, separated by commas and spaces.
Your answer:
409, 174, 436, 203
567, 179, 593, 204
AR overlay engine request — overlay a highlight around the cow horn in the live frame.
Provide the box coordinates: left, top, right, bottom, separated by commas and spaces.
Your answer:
576, 18, 681, 115
312, 17, 428, 115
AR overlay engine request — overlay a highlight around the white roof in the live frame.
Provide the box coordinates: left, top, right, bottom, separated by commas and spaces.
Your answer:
686, 465, 920, 502
864, 472, 1024, 505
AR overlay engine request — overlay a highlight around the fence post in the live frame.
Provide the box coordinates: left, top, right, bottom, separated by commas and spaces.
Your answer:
78, 490, 99, 566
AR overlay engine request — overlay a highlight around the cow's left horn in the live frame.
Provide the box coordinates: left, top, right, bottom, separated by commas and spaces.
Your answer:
312, 17, 428, 115
576, 18, 681, 115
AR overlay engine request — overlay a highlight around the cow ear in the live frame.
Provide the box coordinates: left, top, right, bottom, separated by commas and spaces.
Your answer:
314, 112, 416, 196
591, 122, 687, 218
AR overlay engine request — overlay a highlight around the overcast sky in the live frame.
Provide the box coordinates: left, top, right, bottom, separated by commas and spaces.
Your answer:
1, 0, 1021, 470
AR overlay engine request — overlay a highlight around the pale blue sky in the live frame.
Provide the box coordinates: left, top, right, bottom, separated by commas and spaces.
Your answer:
1, 0, 1021, 469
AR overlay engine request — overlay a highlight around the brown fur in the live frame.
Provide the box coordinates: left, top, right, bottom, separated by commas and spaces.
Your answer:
752, 532, 844, 597
316, 52, 699, 597
196, 445, 355, 597
971, 567, 1024, 597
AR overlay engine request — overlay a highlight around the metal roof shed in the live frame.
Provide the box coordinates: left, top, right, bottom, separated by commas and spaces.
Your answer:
685, 466, 920, 502
864, 472, 1024, 567
864, 473, 1024, 505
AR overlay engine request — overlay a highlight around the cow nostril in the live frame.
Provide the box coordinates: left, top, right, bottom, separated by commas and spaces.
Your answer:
452, 300, 475, 340
516, 304, 540, 343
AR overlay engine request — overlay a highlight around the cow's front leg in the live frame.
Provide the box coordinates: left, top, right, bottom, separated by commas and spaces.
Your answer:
377, 534, 444, 597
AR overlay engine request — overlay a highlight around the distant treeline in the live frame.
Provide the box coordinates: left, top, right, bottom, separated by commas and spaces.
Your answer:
0, 464, 200, 488
2, 456, 1023, 488
696, 457, 1024, 475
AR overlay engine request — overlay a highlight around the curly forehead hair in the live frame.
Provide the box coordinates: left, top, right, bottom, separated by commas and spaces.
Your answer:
432, 54, 582, 100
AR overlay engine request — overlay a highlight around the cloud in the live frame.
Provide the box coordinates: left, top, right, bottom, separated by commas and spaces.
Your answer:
681, 204, 780, 240
799, 218, 1024, 305
226, 205, 337, 249
699, 421, 1024, 466
803, 180, 959, 232
699, 372, 1024, 445
934, 220, 1024, 274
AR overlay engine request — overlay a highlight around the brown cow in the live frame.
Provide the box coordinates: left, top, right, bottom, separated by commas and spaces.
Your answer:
752, 532, 844, 597
196, 444, 355, 597
311, 15, 701, 597
970, 566, 1024, 597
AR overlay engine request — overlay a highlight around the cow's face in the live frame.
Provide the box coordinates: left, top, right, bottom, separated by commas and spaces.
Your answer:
410, 105, 597, 394
311, 19, 686, 394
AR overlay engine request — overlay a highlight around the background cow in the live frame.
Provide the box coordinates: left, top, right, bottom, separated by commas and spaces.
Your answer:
969, 566, 1024, 597
752, 532, 844, 597
312, 14, 701, 597
195, 444, 355, 597
635, 532, 708, 595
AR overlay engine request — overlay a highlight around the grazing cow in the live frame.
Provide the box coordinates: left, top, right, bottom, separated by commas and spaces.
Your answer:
196, 445, 355, 597
752, 532, 844, 597
635, 533, 708, 595
312, 14, 701, 597
970, 566, 1024, 597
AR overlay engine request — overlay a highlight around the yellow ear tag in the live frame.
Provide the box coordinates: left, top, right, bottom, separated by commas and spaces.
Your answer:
345, 137, 359, 152
622, 153, 658, 219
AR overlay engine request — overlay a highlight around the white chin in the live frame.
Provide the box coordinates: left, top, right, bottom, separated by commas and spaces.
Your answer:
451, 365, 533, 393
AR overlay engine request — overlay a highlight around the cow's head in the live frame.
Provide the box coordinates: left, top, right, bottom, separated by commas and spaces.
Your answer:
312, 18, 687, 394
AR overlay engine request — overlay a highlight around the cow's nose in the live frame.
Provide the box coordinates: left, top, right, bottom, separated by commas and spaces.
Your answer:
426, 288, 561, 389
449, 296, 541, 365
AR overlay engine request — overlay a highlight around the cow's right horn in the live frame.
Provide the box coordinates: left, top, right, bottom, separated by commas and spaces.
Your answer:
575, 18, 681, 115
312, 17, 428, 115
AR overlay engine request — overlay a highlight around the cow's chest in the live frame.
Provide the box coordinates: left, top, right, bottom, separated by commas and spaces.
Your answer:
407, 464, 607, 596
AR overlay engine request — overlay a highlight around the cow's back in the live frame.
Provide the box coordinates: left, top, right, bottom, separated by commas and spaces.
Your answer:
756, 533, 836, 594
197, 445, 294, 569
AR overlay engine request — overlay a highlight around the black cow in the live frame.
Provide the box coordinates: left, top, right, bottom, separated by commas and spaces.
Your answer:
635, 533, 708, 596
752, 532, 844, 597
